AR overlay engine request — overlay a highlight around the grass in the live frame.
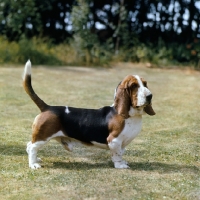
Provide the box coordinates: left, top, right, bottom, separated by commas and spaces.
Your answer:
0, 63, 199, 199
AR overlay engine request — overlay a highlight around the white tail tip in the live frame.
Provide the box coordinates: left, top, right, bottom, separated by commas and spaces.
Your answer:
23, 60, 32, 80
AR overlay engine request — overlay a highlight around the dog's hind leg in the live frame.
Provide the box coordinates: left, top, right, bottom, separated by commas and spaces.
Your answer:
54, 137, 74, 152
26, 141, 42, 163
27, 111, 62, 169
26, 140, 47, 169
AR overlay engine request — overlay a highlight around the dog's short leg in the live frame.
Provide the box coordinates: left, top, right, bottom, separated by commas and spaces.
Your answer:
54, 137, 74, 151
26, 141, 42, 163
26, 141, 46, 169
61, 138, 74, 151
108, 138, 129, 169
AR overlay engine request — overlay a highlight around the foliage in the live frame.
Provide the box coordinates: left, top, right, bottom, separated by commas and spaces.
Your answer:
1, 36, 200, 68
0, 0, 42, 40
0, 0, 199, 43
0, 0, 200, 67
0, 36, 19, 63
70, 0, 112, 66
0, 36, 60, 65
17, 37, 61, 65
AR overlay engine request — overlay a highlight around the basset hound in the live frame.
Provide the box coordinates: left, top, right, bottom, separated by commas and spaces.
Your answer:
23, 60, 155, 169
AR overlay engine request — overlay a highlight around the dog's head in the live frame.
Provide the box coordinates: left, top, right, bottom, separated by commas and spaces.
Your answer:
114, 75, 155, 118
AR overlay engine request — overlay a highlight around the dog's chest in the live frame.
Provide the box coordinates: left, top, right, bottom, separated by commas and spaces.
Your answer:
120, 116, 142, 148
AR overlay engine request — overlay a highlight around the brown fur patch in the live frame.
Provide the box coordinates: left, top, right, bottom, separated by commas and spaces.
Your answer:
32, 111, 61, 143
114, 87, 131, 118
121, 75, 138, 89
114, 75, 138, 118
107, 115, 125, 143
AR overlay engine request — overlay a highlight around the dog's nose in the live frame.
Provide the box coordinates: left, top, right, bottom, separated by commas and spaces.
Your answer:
146, 94, 152, 103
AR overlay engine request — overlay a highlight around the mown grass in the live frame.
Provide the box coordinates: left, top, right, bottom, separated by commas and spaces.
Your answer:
0, 63, 199, 200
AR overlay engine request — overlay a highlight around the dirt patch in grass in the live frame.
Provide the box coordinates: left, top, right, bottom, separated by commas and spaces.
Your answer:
0, 63, 199, 199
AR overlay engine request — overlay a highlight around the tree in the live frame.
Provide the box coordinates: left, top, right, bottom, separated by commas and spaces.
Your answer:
0, 0, 42, 40
71, 0, 100, 65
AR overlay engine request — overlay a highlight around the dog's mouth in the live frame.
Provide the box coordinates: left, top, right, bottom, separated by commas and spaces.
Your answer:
135, 106, 141, 109
135, 102, 149, 109
134, 103, 155, 116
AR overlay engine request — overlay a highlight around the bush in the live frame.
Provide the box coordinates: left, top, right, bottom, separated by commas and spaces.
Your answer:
0, 37, 19, 63
70, 0, 113, 66
0, 36, 199, 68
0, 36, 62, 65
17, 37, 61, 65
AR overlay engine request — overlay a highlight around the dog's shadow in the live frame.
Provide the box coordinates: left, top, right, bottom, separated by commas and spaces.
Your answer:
51, 160, 199, 174
49, 149, 199, 174
0, 144, 198, 174
0, 143, 27, 156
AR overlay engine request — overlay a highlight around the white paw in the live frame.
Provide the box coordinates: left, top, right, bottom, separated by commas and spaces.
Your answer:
121, 160, 128, 165
36, 157, 42, 163
29, 163, 41, 169
114, 161, 130, 169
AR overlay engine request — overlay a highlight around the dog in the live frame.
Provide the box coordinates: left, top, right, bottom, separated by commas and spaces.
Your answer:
23, 60, 155, 169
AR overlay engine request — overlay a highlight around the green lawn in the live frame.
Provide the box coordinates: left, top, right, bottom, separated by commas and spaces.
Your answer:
0, 63, 199, 199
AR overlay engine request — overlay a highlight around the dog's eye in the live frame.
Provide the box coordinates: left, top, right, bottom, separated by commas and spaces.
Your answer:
132, 83, 138, 88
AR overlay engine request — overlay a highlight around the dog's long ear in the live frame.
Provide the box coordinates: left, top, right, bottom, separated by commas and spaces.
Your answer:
141, 78, 156, 116
114, 75, 138, 118
114, 81, 121, 100
144, 104, 156, 115
114, 86, 131, 119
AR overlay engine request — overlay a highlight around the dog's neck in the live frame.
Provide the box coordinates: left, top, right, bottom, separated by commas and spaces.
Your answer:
128, 106, 144, 117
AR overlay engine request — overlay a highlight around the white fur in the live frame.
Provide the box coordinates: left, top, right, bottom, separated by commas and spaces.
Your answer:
47, 131, 66, 140
128, 106, 144, 116
108, 106, 142, 168
133, 75, 152, 107
23, 60, 31, 80
27, 131, 66, 169
65, 106, 70, 114
26, 141, 46, 169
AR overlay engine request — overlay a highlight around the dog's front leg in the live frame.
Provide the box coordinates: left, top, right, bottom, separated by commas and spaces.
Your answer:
108, 138, 129, 169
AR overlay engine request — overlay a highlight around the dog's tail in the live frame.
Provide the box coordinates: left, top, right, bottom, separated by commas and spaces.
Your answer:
23, 60, 49, 112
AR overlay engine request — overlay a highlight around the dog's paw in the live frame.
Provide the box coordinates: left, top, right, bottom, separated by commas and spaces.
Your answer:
121, 160, 128, 165
36, 157, 42, 163
29, 163, 41, 169
114, 161, 130, 169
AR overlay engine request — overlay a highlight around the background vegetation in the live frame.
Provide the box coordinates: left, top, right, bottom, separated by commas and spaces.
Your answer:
0, 0, 200, 67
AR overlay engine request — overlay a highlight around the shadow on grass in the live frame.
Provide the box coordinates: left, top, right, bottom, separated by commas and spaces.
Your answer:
50, 160, 199, 174
129, 161, 199, 174
51, 161, 111, 170
1, 144, 199, 175
0, 144, 26, 156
